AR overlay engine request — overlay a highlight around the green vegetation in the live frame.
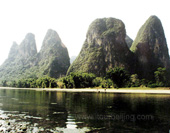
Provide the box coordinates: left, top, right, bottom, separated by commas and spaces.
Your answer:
63, 72, 96, 88
130, 74, 141, 87
2, 67, 170, 89
148, 67, 170, 88
0, 29, 70, 82
106, 67, 130, 88
67, 17, 133, 78
2, 80, 7, 87
2, 76, 58, 88
154, 67, 167, 85
65, 67, 170, 88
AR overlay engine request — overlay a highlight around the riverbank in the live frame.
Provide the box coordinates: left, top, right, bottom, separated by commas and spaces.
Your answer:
0, 110, 64, 133
1, 87, 170, 94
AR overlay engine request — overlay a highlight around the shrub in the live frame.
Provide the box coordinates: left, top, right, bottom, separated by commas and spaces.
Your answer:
63, 72, 96, 88
2, 80, 7, 87
63, 75, 75, 88
106, 67, 130, 88
130, 74, 141, 87
36, 76, 58, 88
101, 79, 113, 88
10, 76, 58, 88
57, 81, 65, 88
154, 67, 168, 87
92, 77, 103, 87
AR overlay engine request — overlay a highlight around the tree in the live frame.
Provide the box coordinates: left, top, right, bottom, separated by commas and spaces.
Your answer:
10, 76, 58, 88
154, 67, 167, 86
101, 79, 113, 88
63, 72, 96, 88
92, 77, 103, 87
63, 75, 75, 88
10, 81, 17, 87
49, 78, 58, 88
16, 80, 23, 88
106, 67, 130, 88
28, 79, 36, 88
130, 74, 140, 87
36, 76, 58, 88
2, 80, 7, 87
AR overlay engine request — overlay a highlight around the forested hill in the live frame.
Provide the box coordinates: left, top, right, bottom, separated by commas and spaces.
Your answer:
0, 29, 70, 81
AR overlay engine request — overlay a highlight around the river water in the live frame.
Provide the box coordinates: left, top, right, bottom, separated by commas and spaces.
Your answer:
0, 89, 170, 132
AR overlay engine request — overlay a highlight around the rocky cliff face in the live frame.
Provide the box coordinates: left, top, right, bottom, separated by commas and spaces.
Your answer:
67, 18, 134, 76
0, 29, 70, 81
125, 35, 133, 48
7, 33, 37, 61
19, 33, 37, 58
38, 29, 70, 78
130, 15, 170, 79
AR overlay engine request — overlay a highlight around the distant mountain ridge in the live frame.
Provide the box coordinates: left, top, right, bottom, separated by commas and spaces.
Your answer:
0, 29, 70, 81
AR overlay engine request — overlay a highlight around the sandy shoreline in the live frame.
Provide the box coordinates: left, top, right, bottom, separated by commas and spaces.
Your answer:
1, 87, 170, 94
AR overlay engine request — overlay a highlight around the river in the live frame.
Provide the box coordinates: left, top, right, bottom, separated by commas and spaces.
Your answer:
0, 89, 170, 132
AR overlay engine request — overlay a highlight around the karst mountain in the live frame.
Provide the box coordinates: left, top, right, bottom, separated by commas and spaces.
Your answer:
68, 16, 170, 80
0, 15, 169, 82
130, 15, 170, 79
67, 18, 135, 76
0, 29, 70, 81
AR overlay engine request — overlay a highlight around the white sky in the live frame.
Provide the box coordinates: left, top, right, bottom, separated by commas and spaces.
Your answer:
0, 0, 169, 65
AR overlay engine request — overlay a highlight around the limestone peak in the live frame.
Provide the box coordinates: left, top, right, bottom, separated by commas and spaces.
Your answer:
67, 17, 134, 76
19, 33, 37, 58
130, 15, 170, 79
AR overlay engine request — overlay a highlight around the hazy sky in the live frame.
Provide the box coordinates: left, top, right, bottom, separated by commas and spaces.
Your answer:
0, 0, 169, 65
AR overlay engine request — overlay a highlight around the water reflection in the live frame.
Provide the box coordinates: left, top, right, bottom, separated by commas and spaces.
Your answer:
66, 113, 77, 129
0, 89, 170, 132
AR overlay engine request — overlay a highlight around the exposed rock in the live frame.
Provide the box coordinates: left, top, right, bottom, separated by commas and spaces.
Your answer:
7, 33, 37, 61
125, 35, 133, 48
7, 33, 37, 62
67, 17, 134, 76
19, 33, 37, 58
130, 15, 170, 79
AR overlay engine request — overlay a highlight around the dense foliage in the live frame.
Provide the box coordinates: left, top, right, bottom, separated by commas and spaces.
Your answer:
63, 72, 96, 88
106, 67, 130, 88
3, 76, 58, 88
2, 67, 170, 89
148, 67, 170, 87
